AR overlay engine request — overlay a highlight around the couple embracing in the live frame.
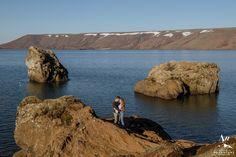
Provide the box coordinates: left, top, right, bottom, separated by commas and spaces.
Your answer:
112, 96, 125, 127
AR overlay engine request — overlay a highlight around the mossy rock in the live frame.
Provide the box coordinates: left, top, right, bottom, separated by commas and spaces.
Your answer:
61, 111, 73, 125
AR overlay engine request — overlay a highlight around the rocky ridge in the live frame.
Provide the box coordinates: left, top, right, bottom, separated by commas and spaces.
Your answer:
1, 27, 236, 50
14, 96, 236, 157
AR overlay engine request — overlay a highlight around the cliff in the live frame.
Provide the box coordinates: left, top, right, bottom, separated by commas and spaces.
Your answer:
1, 27, 236, 50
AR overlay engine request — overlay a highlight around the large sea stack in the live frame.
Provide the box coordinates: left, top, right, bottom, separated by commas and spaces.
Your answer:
25, 46, 68, 83
134, 61, 220, 100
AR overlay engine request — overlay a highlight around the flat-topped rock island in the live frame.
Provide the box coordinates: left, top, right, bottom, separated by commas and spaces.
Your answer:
134, 61, 220, 100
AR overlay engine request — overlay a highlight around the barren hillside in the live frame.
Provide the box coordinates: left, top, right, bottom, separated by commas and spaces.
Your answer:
1, 28, 236, 50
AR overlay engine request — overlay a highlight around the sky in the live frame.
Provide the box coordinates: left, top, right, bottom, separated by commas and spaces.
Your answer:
0, 0, 236, 44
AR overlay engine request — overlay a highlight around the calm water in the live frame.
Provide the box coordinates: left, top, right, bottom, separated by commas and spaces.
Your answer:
0, 49, 236, 156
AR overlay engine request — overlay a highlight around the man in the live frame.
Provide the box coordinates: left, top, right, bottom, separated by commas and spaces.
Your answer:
112, 96, 120, 124
118, 97, 125, 127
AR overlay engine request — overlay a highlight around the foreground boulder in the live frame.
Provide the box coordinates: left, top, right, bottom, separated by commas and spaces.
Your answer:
14, 96, 236, 157
14, 96, 180, 157
25, 46, 68, 82
134, 61, 219, 100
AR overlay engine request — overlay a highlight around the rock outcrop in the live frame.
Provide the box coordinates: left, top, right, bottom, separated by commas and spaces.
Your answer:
13, 96, 236, 157
134, 61, 219, 100
14, 96, 175, 157
25, 46, 68, 83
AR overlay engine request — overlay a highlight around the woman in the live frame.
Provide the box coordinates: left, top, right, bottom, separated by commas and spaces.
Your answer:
118, 96, 125, 127
112, 96, 120, 124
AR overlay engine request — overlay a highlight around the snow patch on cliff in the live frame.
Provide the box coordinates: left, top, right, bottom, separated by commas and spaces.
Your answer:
182, 32, 192, 37
200, 30, 213, 33
163, 33, 174, 37
84, 33, 97, 36
84, 32, 160, 37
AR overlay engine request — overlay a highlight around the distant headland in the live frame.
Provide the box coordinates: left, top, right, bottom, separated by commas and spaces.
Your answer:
1, 27, 236, 50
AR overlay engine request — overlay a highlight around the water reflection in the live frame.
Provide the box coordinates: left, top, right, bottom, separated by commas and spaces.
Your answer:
135, 93, 218, 111
27, 81, 68, 99
134, 93, 220, 142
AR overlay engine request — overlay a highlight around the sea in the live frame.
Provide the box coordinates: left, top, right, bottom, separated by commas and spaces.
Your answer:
0, 49, 236, 156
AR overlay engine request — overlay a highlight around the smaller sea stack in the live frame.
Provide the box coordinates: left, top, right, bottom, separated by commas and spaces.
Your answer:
25, 46, 69, 83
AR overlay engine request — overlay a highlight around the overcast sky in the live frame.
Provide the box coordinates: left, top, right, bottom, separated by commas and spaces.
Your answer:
0, 0, 235, 44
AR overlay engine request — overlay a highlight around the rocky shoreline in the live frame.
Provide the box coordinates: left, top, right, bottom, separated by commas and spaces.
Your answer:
12, 47, 235, 156
13, 96, 236, 157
